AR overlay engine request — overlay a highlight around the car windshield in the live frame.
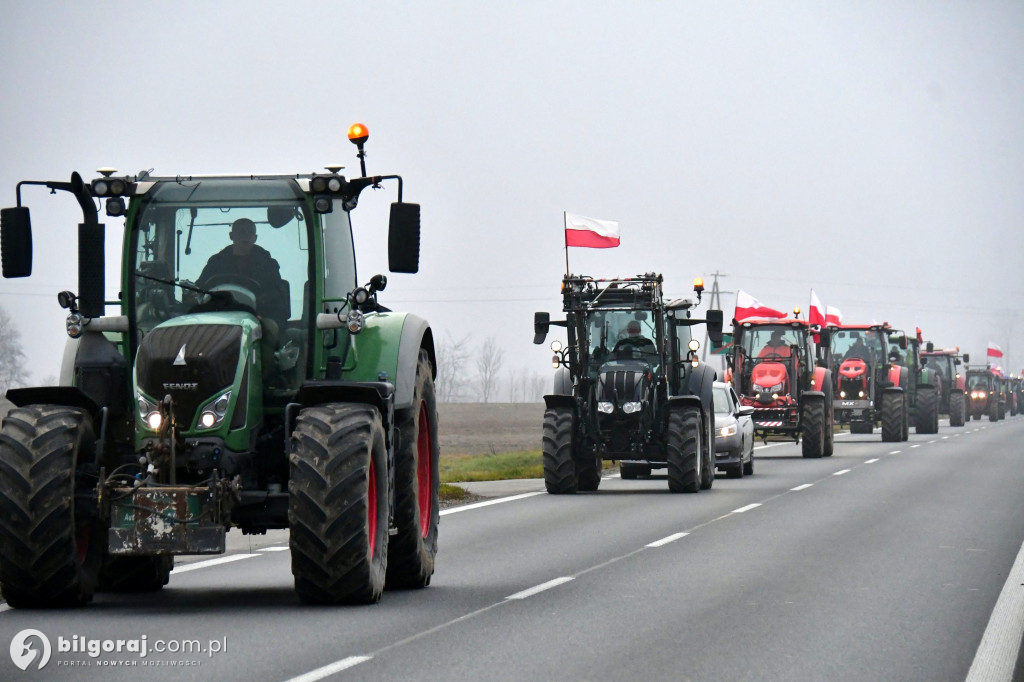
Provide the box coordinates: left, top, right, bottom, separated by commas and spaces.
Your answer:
713, 386, 731, 414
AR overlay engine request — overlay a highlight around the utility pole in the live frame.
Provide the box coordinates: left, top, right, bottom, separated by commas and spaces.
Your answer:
702, 271, 732, 363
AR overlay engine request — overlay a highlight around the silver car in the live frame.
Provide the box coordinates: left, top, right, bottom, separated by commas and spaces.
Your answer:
713, 381, 755, 478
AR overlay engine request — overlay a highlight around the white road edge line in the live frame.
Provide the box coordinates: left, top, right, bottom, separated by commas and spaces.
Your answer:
646, 532, 690, 548
732, 503, 762, 514
284, 655, 373, 682
865, 458, 879, 464
172, 554, 259, 574
506, 577, 574, 600
833, 469, 851, 476
257, 546, 290, 552
965, 532, 1024, 682
440, 491, 546, 516
791, 484, 813, 491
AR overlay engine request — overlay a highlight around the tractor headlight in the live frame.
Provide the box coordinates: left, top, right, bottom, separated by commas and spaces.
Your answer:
197, 390, 232, 431
327, 177, 343, 192
622, 401, 641, 414
346, 309, 364, 334
719, 424, 737, 438
92, 179, 109, 196
839, 390, 846, 398
688, 339, 700, 352
313, 195, 333, 213
66, 312, 84, 338
105, 197, 126, 217
858, 390, 865, 398
597, 401, 614, 414
978, 391, 986, 399
146, 412, 163, 430
138, 394, 163, 431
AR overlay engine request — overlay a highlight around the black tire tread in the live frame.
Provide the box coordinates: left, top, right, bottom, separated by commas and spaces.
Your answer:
666, 407, 701, 493
881, 392, 903, 442
801, 399, 825, 458
542, 408, 577, 494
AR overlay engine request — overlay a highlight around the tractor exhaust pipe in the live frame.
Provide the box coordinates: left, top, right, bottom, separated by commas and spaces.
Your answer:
70, 172, 105, 318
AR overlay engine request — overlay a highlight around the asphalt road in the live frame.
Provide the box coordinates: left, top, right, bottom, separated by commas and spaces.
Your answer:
2, 417, 1023, 681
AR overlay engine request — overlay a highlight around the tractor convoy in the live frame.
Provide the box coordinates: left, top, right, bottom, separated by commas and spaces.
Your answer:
0, 125, 439, 607
0, 127, 1017, 611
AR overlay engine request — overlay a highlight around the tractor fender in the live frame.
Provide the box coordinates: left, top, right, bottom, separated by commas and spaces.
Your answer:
552, 367, 573, 396
799, 390, 825, 408
346, 312, 434, 411
6, 385, 100, 415
811, 366, 830, 395
953, 374, 966, 392
543, 394, 576, 410
684, 363, 717, 408
882, 385, 904, 396
886, 365, 902, 387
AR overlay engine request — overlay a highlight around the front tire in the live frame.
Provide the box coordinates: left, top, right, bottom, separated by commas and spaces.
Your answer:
575, 453, 602, 492
386, 350, 440, 590
289, 403, 388, 605
542, 407, 577, 494
666, 407, 701, 493
881, 392, 904, 442
0, 405, 102, 608
915, 386, 939, 434
801, 398, 825, 458
949, 391, 965, 427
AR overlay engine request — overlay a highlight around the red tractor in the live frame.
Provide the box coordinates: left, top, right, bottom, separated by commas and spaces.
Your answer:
920, 344, 969, 427
727, 317, 834, 458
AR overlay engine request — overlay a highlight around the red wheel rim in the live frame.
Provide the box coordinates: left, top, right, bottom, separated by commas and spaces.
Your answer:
368, 459, 378, 557
416, 401, 432, 538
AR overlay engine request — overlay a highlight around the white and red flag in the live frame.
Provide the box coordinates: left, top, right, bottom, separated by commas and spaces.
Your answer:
734, 290, 785, 322
808, 289, 826, 327
564, 212, 620, 248
987, 341, 1004, 359
825, 306, 843, 326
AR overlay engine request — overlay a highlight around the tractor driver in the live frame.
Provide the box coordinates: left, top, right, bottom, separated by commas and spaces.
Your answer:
759, 330, 792, 358
614, 320, 656, 358
844, 333, 871, 363
198, 218, 291, 370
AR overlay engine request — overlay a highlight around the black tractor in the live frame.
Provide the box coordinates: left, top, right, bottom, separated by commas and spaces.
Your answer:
533, 274, 722, 493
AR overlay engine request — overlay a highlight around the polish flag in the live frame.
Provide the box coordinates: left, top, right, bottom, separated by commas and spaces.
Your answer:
808, 289, 826, 327
987, 341, 1004, 358
564, 212, 620, 248
825, 306, 843, 326
734, 290, 785, 322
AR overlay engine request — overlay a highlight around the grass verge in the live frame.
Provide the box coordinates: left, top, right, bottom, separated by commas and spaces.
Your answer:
440, 450, 544, 483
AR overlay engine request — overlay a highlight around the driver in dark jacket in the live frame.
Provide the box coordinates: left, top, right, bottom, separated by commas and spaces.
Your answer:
198, 218, 290, 375
197, 218, 290, 323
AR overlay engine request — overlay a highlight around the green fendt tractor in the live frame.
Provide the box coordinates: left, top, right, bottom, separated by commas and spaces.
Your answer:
0, 124, 439, 607
533, 274, 723, 493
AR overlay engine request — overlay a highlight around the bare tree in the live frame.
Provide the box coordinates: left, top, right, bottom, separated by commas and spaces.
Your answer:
476, 336, 505, 403
530, 373, 548, 402
506, 367, 526, 403
0, 306, 28, 394
435, 332, 473, 402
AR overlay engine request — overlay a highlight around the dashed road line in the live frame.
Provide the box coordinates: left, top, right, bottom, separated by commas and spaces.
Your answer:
732, 503, 762, 514
791, 483, 814, 491
257, 546, 289, 552
646, 532, 689, 548
833, 469, 851, 476
506, 577, 574, 600
284, 656, 373, 682
865, 458, 879, 464
890, 450, 902, 454
172, 554, 259, 574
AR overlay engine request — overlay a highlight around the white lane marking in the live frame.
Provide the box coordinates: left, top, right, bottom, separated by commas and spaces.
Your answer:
865, 458, 880, 464
965, 533, 1024, 682
911, 444, 921, 449
440, 491, 545, 516
172, 554, 259, 574
646, 532, 689, 548
833, 469, 851, 476
732, 503, 762, 514
928, 440, 937, 444
284, 655, 373, 682
506, 577, 574, 600
942, 436, 949, 440
889, 450, 902, 454
791, 484, 814, 491
257, 546, 290, 552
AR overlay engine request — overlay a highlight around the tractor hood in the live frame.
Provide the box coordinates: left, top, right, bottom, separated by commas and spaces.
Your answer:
134, 313, 259, 431
597, 358, 652, 405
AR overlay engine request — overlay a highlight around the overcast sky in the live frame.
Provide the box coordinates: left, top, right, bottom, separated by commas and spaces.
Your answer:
1, 1, 1022, 389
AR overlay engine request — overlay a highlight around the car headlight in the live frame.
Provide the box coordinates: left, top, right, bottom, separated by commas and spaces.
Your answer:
622, 401, 642, 414
597, 401, 615, 414
197, 390, 232, 430
718, 424, 737, 438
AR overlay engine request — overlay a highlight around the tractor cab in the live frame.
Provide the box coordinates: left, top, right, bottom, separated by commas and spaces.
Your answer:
732, 319, 812, 409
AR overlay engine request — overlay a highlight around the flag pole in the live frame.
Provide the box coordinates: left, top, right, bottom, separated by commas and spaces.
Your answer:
563, 211, 570, 276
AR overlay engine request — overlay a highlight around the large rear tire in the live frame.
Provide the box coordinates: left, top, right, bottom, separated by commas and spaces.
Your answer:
801, 398, 825, 458
289, 403, 388, 605
666, 407, 701, 493
97, 556, 173, 592
949, 391, 965, 427
0, 406, 102, 608
542, 407, 577, 494
915, 386, 939, 434
386, 350, 440, 590
881, 392, 904, 442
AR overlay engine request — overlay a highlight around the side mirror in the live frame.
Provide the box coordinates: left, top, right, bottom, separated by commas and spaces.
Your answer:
1, 206, 33, 278
737, 405, 754, 417
926, 341, 934, 353
388, 202, 420, 274
533, 312, 550, 345
963, 353, 970, 363
706, 309, 723, 345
